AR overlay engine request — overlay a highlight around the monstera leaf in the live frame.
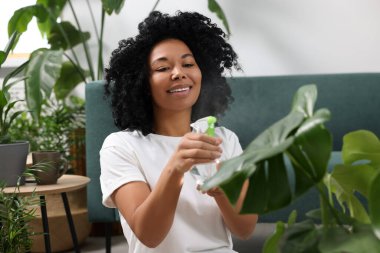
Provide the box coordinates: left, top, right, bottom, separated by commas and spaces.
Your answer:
201, 84, 332, 214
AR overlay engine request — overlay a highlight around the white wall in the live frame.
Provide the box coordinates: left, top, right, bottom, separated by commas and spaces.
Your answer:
2, 0, 380, 76
67, 0, 380, 77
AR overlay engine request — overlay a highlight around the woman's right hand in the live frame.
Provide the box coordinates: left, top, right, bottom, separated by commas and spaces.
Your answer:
168, 132, 223, 174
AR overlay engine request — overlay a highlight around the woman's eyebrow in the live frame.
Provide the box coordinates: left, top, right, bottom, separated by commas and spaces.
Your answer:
151, 53, 194, 66
182, 53, 194, 59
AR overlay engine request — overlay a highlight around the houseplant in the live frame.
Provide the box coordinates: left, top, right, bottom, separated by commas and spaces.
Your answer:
0, 31, 30, 187
7, 0, 230, 122
9, 96, 86, 174
201, 85, 380, 252
0, 183, 39, 253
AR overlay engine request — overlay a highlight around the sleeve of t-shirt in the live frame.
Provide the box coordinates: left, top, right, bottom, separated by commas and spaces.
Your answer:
217, 127, 243, 159
100, 132, 147, 208
226, 129, 243, 158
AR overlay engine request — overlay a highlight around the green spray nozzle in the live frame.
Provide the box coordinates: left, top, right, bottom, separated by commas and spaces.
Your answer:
206, 116, 217, 137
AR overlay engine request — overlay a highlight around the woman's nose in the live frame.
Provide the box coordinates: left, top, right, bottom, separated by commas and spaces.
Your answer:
171, 67, 186, 80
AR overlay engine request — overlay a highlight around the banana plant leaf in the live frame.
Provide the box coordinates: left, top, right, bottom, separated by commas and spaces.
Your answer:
102, 0, 126, 15
36, 0, 68, 36
208, 0, 231, 35
48, 21, 91, 50
201, 84, 332, 215
25, 49, 63, 121
54, 61, 90, 100
8, 5, 48, 38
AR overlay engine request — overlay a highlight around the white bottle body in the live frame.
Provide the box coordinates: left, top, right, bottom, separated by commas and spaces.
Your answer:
190, 159, 219, 188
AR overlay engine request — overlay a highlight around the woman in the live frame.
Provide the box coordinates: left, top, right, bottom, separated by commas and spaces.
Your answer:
100, 11, 258, 253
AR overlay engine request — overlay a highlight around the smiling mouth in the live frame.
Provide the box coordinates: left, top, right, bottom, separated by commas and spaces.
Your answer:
167, 86, 192, 93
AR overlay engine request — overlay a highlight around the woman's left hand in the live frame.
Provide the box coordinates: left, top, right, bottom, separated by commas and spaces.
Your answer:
205, 187, 225, 198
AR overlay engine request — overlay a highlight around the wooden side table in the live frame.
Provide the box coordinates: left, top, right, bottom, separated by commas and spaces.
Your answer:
4, 175, 90, 253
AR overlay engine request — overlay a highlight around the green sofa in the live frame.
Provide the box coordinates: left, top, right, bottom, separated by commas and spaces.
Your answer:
85, 73, 380, 252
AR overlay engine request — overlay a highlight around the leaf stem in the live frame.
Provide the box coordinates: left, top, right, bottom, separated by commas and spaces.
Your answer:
316, 182, 348, 231
97, 9, 105, 80
68, 0, 95, 80
86, 0, 100, 41
151, 0, 161, 12
63, 52, 88, 84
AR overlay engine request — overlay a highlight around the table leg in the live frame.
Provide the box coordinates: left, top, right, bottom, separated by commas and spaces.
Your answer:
40, 195, 51, 253
61, 192, 80, 253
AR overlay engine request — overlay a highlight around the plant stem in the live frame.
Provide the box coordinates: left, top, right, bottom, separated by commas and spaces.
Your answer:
97, 9, 105, 80
151, 0, 161, 12
63, 53, 88, 84
86, 0, 100, 42
68, 0, 95, 80
316, 182, 347, 230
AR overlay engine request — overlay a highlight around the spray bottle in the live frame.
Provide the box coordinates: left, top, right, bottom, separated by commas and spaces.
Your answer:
190, 116, 220, 189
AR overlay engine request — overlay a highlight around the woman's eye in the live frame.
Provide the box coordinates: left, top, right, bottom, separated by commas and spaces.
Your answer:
183, 63, 194, 68
156, 67, 169, 72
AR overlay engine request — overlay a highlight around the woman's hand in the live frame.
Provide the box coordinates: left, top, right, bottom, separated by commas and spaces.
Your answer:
168, 132, 222, 174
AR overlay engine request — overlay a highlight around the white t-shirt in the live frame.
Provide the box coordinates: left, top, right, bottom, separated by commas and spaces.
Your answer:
100, 126, 242, 253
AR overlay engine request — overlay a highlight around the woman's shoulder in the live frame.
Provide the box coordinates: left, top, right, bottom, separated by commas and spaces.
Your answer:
215, 126, 239, 139
102, 130, 144, 147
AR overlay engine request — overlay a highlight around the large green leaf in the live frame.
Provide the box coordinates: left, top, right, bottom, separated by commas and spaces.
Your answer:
342, 130, 380, 167
0, 32, 20, 67
201, 85, 333, 215
263, 221, 285, 253
54, 61, 89, 100
37, 0, 68, 36
319, 223, 380, 253
328, 164, 373, 223
102, 0, 126, 15
202, 111, 301, 202
25, 49, 63, 121
281, 220, 321, 253
8, 4, 48, 37
0, 51, 5, 66
369, 171, 380, 240
48, 21, 90, 50
208, 0, 231, 35
2, 61, 29, 88
291, 84, 317, 117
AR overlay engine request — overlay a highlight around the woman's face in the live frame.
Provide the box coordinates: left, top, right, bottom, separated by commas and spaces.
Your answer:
148, 38, 202, 115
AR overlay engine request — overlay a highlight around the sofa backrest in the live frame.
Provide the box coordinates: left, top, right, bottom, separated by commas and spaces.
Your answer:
222, 73, 380, 151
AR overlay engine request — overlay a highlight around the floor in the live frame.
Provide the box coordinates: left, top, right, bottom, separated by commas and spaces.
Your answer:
66, 235, 127, 253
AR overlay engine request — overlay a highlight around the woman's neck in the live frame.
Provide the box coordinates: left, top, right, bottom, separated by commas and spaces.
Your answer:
153, 110, 192, 136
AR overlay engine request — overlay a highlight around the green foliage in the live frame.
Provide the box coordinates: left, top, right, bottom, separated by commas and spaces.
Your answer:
0, 32, 28, 144
202, 85, 332, 213
0, 187, 37, 252
201, 85, 380, 252
9, 96, 85, 169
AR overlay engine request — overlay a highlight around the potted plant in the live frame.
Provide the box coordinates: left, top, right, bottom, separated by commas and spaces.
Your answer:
201, 85, 380, 252
0, 183, 39, 252
9, 96, 86, 175
0, 32, 29, 187
6, 0, 230, 122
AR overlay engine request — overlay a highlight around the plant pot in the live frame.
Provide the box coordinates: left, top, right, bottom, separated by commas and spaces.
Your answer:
0, 141, 29, 186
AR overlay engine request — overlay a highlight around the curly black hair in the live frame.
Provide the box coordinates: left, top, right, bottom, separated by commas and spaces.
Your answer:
105, 11, 240, 135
